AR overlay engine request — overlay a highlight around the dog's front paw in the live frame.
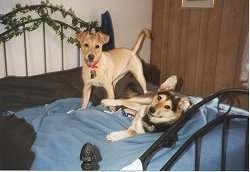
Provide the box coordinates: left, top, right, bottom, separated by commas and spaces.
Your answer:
81, 103, 88, 110
106, 132, 124, 142
101, 99, 121, 107
106, 133, 118, 142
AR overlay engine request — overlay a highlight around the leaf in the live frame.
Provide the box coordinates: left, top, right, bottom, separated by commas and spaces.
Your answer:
16, 3, 21, 9
72, 18, 78, 26
62, 11, 67, 18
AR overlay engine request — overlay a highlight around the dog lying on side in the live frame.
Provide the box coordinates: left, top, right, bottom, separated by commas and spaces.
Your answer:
101, 75, 191, 142
76, 29, 151, 109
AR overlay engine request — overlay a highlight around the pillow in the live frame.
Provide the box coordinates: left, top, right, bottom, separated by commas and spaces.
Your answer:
0, 68, 82, 111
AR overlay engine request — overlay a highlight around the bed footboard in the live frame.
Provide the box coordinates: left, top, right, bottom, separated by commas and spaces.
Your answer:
140, 88, 249, 170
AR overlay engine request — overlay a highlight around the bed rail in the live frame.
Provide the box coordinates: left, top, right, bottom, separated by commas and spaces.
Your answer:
0, 0, 99, 77
140, 88, 249, 170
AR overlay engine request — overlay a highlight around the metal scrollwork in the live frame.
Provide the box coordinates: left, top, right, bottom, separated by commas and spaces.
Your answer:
217, 93, 241, 115
37, 6, 49, 18
0, 0, 99, 44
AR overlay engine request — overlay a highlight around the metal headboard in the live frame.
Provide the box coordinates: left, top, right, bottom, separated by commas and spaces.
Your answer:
0, 0, 100, 77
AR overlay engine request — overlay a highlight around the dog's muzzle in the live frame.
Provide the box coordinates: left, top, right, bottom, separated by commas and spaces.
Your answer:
149, 106, 155, 113
145, 107, 154, 117
88, 54, 95, 62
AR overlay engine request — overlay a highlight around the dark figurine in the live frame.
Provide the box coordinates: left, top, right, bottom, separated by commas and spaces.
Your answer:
80, 143, 101, 170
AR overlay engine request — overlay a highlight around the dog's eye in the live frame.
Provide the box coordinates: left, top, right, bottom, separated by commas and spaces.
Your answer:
95, 45, 100, 49
164, 105, 171, 109
84, 43, 89, 47
157, 95, 161, 101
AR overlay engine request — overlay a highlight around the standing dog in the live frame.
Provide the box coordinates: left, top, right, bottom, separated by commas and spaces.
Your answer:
101, 75, 191, 142
76, 29, 151, 109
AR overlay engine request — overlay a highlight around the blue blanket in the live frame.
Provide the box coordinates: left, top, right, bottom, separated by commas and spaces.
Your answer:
15, 97, 247, 170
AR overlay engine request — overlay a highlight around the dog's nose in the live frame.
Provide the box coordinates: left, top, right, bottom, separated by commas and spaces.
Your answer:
88, 54, 95, 62
149, 106, 155, 113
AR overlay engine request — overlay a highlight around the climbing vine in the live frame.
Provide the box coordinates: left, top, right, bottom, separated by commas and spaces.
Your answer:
0, 0, 99, 44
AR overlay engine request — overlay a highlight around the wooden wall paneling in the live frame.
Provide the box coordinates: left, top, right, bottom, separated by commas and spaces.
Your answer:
214, 0, 246, 90
151, 0, 165, 84
164, 0, 182, 80
182, 9, 201, 94
201, 0, 224, 96
178, 9, 190, 90
152, 0, 248, 96
194, 9, 209, 95
159, 0, 171, 83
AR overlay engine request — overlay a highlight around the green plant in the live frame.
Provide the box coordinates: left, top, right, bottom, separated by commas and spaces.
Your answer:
0, 0, 99, 44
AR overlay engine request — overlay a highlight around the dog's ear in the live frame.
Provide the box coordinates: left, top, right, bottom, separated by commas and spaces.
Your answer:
158, 75, 178, 91
96, 32, 110, 44
177, 97, 191, 112
76, 31, 89, 43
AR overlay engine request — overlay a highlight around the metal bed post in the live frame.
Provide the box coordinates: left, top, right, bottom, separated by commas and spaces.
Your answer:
77, 45, 81, 67
3, 41, 8, 76
60, 24, 64, 71
194, 137, 201, 170
23, 24, 29, 76
42, 22, 47, 74
221, 119, 229, 170
245, 119, 249, 170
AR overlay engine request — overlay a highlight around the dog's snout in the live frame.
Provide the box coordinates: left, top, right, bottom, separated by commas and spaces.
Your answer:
88, 54, 95, 62
149, 106, 155, 113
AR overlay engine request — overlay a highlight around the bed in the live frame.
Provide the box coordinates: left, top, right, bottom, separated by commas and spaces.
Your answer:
0, 1, 248, 171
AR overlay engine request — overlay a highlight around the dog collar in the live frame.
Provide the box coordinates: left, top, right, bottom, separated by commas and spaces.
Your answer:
86, 61, 99, 69
88, 63, 98, 69
85, 60, 99, 79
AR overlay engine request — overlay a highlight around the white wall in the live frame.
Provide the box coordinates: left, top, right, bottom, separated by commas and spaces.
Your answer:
0, 0, 152, 77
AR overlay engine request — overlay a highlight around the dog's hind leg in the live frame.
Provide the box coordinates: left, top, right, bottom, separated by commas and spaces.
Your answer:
131, 69, 147, 94
129, 57, 147, 94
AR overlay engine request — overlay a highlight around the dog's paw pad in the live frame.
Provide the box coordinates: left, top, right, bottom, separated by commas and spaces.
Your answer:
106, 134, 115, 142
106, 133, 119, 142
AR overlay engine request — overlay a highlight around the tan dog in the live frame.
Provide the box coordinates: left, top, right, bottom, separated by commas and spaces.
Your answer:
76, 29, 151, 109
101, 75, 191, 142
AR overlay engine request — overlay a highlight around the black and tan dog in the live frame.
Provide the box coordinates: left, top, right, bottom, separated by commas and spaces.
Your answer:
101, 75, 191, 142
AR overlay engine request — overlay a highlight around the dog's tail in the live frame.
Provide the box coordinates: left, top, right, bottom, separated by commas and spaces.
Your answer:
131, 28, 152, 54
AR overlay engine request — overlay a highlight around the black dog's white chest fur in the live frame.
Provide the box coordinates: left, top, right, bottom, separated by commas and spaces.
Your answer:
142, 114, 172, 132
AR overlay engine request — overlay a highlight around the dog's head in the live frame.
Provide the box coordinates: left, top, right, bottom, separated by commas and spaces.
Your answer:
76, 31, 110, 66
145, 75, 190, 124
145, 91, 190, 124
